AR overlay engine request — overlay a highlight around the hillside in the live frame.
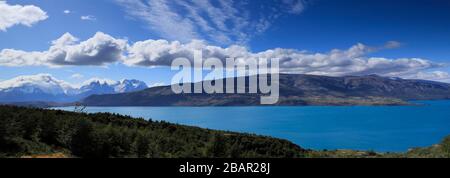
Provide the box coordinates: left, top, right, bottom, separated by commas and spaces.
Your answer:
82, 74, 450, 106
1, 105, 449, 158
0, 105, 305, 158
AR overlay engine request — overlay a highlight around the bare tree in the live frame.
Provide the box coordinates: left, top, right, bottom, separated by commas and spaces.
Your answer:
73, 102, 87, 113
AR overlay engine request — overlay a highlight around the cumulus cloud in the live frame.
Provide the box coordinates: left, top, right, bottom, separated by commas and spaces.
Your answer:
0, 32, 127, 66
125, 39, 441, 77
63, 10, 71, 14
116, 0, 307, 45
0, 31, 447, 82
0, 1, 48, 31
124, 39, 245, 66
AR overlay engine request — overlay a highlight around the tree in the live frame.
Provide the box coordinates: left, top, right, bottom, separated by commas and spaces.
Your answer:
0, 106, 307, 158
229, 142, 241, 158
0, 114, 23, 153
206, 133, 227, 158
71, 120, 105, 158
442, 136, 450, 157
135, 132, 151, 158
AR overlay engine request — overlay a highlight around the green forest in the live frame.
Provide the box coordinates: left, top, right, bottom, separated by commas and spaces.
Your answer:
0, 105, 305, 158
0, 105, 449, 158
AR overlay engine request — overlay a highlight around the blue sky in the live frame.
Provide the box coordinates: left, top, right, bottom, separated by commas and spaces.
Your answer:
1, 0, 450, 85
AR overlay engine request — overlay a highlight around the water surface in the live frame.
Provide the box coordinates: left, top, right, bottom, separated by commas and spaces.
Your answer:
53, 100, 450, 152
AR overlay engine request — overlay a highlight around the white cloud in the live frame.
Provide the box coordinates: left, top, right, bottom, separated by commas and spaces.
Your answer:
0, 31, 447, 82
71, 73, 84, 79
63, 10, 71, 14
149, 82, 166, 88
81, 15, 96, 21
125, 38, 441, 77
282, 0, 306, 14
0, 1, 48, 31
0, 32, 127, 66
115, 0, 307, 45
384, 41, 402, 49
116, 0, 199, 43
403, 71, 450, 83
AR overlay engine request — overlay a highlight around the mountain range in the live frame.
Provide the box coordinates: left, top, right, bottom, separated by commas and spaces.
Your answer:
2, 73, 450, 106
0, 74, 148, 103
82, 74, 450, 106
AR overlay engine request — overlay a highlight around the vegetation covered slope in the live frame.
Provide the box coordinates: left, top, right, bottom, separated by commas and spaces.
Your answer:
82, 74, 450, 106
0, 105, 305, 158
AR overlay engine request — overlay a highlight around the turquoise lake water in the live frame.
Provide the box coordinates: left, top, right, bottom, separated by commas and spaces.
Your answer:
53, 100, 450, 152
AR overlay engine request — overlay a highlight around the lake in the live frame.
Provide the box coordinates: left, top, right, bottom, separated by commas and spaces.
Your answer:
53, 100, 450, 152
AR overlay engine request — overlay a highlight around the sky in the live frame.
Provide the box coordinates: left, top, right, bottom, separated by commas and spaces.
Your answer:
1, 0, 450, 86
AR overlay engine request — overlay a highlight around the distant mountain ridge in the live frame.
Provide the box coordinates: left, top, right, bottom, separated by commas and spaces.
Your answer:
0, 74, 148, 102
82, 74, 450, 106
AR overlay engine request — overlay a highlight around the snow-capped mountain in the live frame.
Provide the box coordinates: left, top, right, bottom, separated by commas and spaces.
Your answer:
0, 74, 71, 102
77, 79, 118, 98
76, 78, 148, 98
114, 79, 148, 93
0, 74, 148, 102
